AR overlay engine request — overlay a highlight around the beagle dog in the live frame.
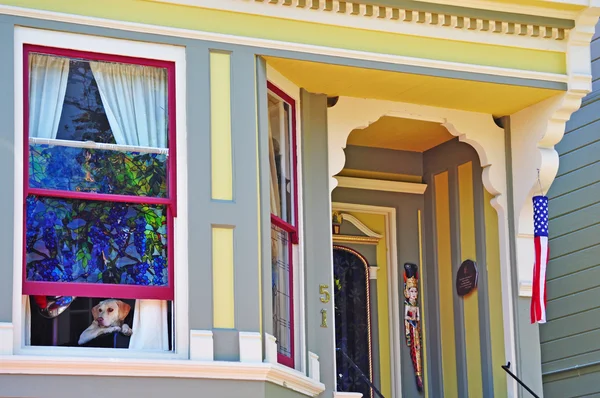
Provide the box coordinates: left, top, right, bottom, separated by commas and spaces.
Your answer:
78, 299, 133, 345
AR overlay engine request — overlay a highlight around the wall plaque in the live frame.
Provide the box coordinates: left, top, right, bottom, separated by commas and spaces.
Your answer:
456, 259, 478, 297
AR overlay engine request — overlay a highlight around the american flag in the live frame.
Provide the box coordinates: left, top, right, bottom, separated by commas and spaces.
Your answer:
531, 195, 549, 324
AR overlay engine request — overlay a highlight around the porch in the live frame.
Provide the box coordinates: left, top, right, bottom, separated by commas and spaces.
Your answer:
264, 50, 586, 397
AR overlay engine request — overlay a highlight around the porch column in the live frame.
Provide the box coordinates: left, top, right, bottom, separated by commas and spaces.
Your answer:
301, 89, 336, 394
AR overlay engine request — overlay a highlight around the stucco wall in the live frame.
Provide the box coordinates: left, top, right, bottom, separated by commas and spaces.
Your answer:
541, 21, 600, 398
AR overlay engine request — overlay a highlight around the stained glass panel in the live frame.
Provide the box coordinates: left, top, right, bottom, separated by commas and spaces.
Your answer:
29, 143, 168, 197
26, 195, 168, 286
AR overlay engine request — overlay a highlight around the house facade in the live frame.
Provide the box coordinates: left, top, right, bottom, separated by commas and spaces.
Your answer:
541, 20, 600, 398
0, 1, 598, 397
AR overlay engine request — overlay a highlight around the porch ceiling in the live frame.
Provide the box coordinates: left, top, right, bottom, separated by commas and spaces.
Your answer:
265, 56, 562, 116
348, 116, 454, 152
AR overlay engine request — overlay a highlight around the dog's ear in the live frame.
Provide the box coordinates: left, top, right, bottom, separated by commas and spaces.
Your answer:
116, 300, 131, 321
91, 304, 100, 320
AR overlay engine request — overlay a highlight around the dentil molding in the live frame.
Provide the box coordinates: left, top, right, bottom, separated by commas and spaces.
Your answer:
150, 0, 570, 52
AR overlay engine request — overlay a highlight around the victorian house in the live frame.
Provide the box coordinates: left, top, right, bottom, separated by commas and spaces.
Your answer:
0, 1, 598, 397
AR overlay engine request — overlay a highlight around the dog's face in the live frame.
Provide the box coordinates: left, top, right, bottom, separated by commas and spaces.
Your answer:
91, 299, 131, 328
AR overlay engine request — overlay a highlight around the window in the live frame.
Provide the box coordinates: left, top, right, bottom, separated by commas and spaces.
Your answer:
23, 45, 176, 350
268, 82, 298, 368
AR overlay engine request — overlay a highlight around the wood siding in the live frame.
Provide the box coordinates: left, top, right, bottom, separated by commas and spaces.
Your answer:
541, 22, 600, 398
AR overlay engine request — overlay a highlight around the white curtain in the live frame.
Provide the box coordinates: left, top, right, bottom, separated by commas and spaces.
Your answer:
91, 60, 169, 351
90, 61, 167, 148
26, 54, 69, 340
28, 53, 69, 139
128, 300, 169, 350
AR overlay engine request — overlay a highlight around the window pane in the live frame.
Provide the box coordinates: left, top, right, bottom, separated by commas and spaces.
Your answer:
26, 196, 168, 286
268, 93, 294, 224
29, 53, 168, 148
29, 143, 168, 197
28, 296, 174, 350
55, 60, 116, 144
271, 223, 292, 359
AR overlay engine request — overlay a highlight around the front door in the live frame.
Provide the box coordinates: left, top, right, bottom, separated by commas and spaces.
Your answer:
333, 245, 373, 398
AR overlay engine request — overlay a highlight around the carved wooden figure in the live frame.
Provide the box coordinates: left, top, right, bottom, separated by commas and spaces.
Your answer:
404, 262, 424, 392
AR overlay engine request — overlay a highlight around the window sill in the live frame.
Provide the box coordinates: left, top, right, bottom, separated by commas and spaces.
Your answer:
0, 354, 326, 397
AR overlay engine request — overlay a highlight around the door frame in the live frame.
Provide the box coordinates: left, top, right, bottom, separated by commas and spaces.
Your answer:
331, 202, 401, 398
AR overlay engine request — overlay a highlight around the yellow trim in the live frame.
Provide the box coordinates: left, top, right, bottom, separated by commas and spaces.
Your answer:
458, 162, 484, 398
332, 234, 381, 245
484, 190, 508, 398
347, 212, 392, 398
417, 210, 429, 398
210, 51, 233, 201
3, 0, 566, 74
212, 227, 235, 329
434, 171, 458, 398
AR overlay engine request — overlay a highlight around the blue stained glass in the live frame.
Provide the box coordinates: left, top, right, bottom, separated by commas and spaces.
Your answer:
26, 195, 168, 286
29, 144, 168, 197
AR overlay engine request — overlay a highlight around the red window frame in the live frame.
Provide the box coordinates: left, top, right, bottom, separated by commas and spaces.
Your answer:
268, 81, 298, 368
22, 44, 177, 301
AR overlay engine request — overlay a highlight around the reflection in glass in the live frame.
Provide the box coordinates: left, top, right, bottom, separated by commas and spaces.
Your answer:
272, 223, 292, 358
29, 143, 168, 197
268, 93, 294, 224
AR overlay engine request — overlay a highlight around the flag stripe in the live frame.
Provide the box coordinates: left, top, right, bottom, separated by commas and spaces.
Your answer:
531, 195, 550, 324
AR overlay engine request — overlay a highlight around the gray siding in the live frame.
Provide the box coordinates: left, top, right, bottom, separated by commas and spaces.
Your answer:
541, 22, 600, 398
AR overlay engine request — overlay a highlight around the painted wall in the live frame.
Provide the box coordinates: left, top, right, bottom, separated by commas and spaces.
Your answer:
423, 138, 506, 398
541, 21, 600, 398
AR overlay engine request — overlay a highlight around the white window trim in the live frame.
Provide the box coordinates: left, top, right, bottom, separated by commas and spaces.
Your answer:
266, 64, 306, 374
11, 27, 189, 360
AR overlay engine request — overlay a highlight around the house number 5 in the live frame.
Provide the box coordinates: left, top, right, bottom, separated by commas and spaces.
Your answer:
319, 284, 330, 303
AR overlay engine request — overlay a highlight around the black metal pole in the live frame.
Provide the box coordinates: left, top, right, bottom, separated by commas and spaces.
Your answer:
337, 348, 385, 398
501, 362, 540, 398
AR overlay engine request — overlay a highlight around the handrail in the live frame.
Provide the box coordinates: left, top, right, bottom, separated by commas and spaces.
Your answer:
501, 362, 541, 398
336, 347, 385, 398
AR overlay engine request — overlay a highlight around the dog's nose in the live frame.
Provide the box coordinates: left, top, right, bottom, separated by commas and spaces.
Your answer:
97, 317, 104, 323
